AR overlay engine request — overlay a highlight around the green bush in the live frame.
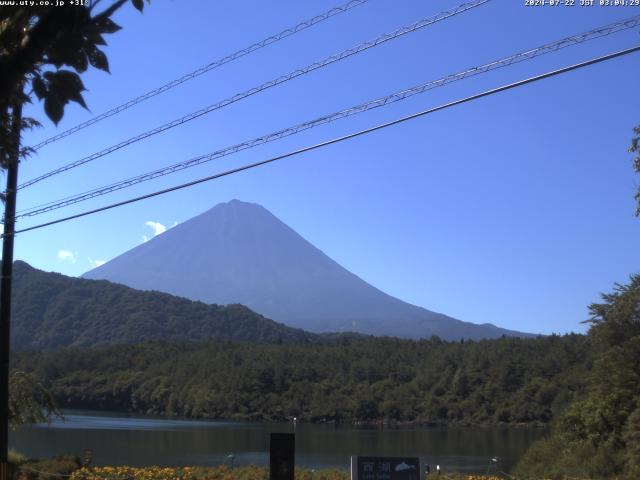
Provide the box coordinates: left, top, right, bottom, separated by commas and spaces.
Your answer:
15, 455, 81, 480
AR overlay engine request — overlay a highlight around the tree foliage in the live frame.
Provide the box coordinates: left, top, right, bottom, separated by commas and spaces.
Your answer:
8, 370, 62, 429
630, 125, 640, 216
0, 0, 148, 126
515, 275, 640, 479
13, 334, 590, 427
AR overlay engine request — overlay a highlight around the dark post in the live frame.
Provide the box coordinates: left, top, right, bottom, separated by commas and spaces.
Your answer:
0, 99, 22, 480
270, 433, 295, 480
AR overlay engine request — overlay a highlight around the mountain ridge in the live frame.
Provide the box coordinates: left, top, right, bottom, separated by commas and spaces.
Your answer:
9, 260, 322, 349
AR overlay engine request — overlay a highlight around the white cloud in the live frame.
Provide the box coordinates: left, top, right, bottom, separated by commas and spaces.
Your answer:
57, 250, 76, 263
145, 221, 166, 236
141, 235, 149, 243
88, 257, 106, 268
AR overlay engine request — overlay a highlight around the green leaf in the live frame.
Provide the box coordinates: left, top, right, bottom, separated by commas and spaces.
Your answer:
42, 71, 57, 83
31, 76, 47, 100
69, 90, 88, 109
50, 70, 86, 94
44, 96, 64, 125
46, 31, 87, 72
42, 70, 88, 115
85, 29, 107, 46
95, 17, 122, 34
54, 70, 88, 109
68, 49, 89, 73
87, 47, 109, 73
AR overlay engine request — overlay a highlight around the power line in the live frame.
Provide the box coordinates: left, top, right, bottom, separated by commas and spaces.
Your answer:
7, 44, 639, 238
15, 14, 640, 220
29, 0, 371, 151
18, 0, 491, 190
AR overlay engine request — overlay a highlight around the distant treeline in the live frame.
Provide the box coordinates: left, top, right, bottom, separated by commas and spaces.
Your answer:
14, 334, 590, 426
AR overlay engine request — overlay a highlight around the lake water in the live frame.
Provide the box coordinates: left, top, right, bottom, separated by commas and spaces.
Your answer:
10, 410, 545, 474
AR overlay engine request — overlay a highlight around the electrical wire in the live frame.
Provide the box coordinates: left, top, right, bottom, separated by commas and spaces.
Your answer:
15, 14, 640, 220
18, 0, 491, 190
29, 0, 371, 151
7, 44, 639, 238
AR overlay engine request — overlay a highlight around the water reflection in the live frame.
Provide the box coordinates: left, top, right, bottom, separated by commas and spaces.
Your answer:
10, 411, 544, 473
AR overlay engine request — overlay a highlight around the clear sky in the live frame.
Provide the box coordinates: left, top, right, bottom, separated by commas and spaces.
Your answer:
11, 0, 640, 335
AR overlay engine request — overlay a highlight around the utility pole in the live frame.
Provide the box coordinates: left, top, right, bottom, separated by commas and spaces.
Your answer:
0, 97, 22, 480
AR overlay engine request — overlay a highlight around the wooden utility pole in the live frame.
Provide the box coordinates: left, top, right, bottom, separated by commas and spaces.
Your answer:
0, 97, 22, 480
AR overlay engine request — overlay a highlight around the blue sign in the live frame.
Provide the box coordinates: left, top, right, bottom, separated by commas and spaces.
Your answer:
351, 456, 420, 480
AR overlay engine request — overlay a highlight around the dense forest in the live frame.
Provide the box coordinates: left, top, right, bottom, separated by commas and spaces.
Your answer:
9, 261, 321, 349
14, 334, 590, 426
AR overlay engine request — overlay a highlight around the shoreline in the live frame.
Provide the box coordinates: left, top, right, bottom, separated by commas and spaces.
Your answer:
55, 407, 549, 429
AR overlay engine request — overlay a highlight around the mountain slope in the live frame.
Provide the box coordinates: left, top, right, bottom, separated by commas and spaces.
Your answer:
84, 200, 533, 340
10, 261, 317, 349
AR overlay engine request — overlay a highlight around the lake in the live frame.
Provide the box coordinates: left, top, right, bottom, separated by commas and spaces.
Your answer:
10, 410, 545, 474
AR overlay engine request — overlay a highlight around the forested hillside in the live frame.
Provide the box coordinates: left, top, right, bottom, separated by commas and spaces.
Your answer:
14, 334, 590, 426
9, 261, 317, 349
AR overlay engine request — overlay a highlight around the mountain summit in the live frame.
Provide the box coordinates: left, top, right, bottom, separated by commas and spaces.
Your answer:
83, 200, 531, 340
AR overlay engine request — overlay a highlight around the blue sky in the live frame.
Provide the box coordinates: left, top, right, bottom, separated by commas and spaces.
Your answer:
12, 0, 640, 335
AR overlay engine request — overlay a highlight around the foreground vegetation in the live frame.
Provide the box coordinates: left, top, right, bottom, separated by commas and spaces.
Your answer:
14, 333, 589, 426
4, 458, 527, 480
69, 467, 504, 480
514, 276, 640, 479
